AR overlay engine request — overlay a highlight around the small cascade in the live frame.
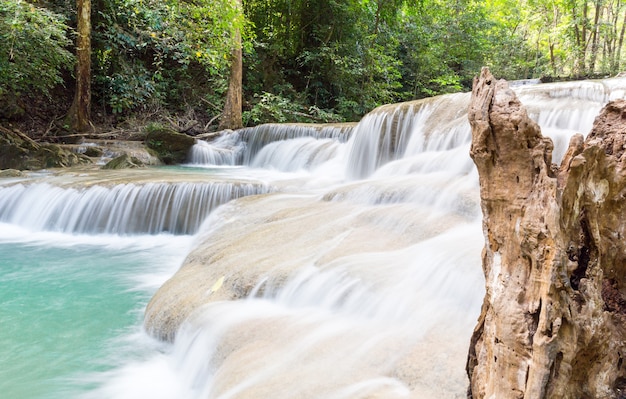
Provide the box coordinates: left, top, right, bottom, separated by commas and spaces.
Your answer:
515, 79, 626, 161
345, 93, 471, 179
345, 77, 626, 180
0, 181, 272, 235
241, 124, 353, 165
250, 137, 342, 172
187, 132, 246, 166
186, 123, 354, 168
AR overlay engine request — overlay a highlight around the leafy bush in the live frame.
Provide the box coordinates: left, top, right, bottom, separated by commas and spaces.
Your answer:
92, 0, 245, 115
243, 92, 343, 125
0, 0, 74, 99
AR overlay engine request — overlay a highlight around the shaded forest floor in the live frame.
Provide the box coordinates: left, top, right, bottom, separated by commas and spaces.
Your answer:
2, 88, 220, 144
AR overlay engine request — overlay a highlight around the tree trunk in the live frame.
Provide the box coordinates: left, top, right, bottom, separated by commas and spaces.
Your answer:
615, 7, 626, 72
588, 0, 603, 73
219, 0, 243, 131
571, 0, 591, 76
66, 0, 92, 133
467, 67, 626, 399
549, 41, 557, 75
607, 0, 619, 73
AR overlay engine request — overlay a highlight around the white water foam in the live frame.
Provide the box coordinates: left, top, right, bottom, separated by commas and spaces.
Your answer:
5, 77, 626, 398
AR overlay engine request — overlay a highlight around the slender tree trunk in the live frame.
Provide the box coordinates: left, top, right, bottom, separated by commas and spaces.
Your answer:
581, 0, 589, 74
374, 0, 384, 34
572, 2, 584, 75
615, 6, 626, 72
589, 0, 603, 73
550, 40, 557, 75
66, 0, 92, 133
607, 0, 618, 72
550, 4, 560, 75
219, 0, 243, 130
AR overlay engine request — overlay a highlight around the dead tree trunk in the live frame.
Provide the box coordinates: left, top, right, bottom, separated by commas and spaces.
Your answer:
467, 68, 626, 399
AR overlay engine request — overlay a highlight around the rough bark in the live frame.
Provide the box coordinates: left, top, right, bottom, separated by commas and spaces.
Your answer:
218, 0, 243, 131
66, 0, 92, 133
467, 67, 626, 399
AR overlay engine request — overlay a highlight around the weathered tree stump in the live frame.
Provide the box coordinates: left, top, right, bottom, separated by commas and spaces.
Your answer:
467, 67, 626, 399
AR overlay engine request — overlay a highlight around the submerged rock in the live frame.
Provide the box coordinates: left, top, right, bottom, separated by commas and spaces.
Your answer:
467, 68, 626, 398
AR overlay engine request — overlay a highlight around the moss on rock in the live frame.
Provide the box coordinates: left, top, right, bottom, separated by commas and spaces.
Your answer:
0, 127, 91, 170
145, 125, 195, 165
102, 153, 145, 169
0, 169, 25, 177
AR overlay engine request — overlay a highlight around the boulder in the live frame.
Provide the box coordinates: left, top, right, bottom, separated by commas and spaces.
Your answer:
83, 146, 104, 158
101, 153, 145, 170
467, 68, 626, 398
145, 125, 195, 164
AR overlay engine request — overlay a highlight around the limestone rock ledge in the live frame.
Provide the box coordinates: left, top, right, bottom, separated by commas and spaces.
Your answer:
0, 126, 91, 170
467, 67, 626, 398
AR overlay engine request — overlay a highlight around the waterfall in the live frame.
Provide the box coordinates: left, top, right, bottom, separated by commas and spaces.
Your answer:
129, 76, 626, 399
515, 80, 618, 162
3, 76, 626, 399
187, 132, 246, 166
187, 123, 354, 168
0, 181, 272, 235
240, 123, 353, 165
345, 93, 472, 179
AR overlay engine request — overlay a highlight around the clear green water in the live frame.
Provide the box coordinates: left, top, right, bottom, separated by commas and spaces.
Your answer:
0, 233, 191, 399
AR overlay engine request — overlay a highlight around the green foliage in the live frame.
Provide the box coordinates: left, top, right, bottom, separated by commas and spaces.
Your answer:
243, 91, 343, 125
396, 0, 491, 97
483, 0, 626, 79
0, 0, 74, 99
5, 0, 626, 128
92, 0, 247, 115
244, 0, 407, 121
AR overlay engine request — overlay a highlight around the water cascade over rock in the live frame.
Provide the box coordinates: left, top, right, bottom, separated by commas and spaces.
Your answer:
0, 171, 272, 235
141, 75, 626, 399
3, 74, 626, 399
467, 68, 626, 398
188, 123, 354, 168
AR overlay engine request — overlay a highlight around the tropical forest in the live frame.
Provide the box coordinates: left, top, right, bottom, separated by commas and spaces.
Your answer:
2, 0, 626, 133
2, 1, 626, 399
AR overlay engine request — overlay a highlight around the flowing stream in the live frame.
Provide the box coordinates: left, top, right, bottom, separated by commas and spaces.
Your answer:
1, 77, 625, 398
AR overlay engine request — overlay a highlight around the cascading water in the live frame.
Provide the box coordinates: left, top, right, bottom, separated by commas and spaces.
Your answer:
187, 123, 354, 168
0, 180, 271, 235
0, 167, 274, 399
2, 76, 626, 399
187, 133, 247, 166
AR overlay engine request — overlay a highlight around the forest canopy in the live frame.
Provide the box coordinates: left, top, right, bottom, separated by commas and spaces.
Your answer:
1, 0, 625, 130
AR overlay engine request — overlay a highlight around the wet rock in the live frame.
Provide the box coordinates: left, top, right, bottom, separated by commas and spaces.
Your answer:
144, 193, 424, 342
0, 127, 91, 170
467, 67, 626, 398
145, 125, 195, 164
0, 169, 25, 177
83, 146, 104, 158
101, 153, 145, 169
